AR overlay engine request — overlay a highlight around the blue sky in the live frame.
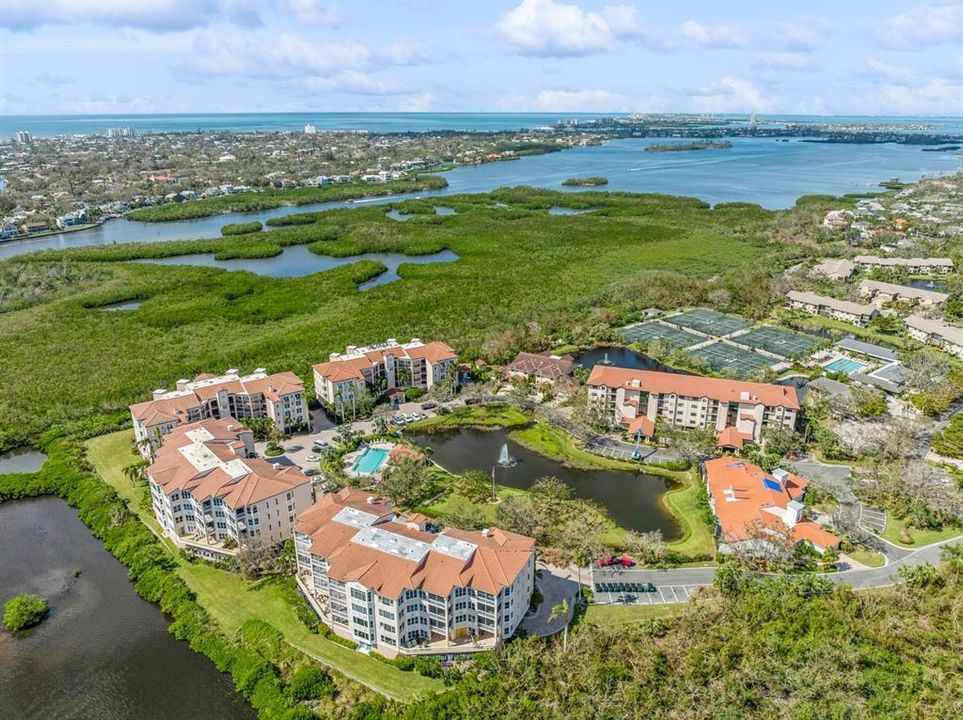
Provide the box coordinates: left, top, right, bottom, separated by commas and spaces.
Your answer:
1, 0, 961, 116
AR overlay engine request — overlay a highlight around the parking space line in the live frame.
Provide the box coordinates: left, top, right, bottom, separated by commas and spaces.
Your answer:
657, 587, 666, 604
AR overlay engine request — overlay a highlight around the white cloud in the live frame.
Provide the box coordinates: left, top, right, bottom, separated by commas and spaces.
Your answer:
774, 18, 828, 51
681, 21, 745, 49
278, 0, 341, 26
400, 93, 435, 112
0, 0, 260, 33
497, 88, 634, 112
866, 59, 919, 87
754, 52, 812, 69
876, 3, 963, 50
34, 72, 78, 85
495, 0, 648, 56
687, 75, 775, 113
876, 78, 963, 114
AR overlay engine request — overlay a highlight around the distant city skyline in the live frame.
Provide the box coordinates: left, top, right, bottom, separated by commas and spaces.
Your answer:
1, 0, 961, 117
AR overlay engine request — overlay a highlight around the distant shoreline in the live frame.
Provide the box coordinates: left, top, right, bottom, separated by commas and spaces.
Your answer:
645, 141, 733, 153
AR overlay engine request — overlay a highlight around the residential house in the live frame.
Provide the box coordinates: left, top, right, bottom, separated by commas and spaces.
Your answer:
704, 458, 839, 555
147, 418, 313, 556
853, 255, 955, 274
587, 366, 800, 449
822, 210, 853, 228
130, 368, 308, 458
312, 338, 458, 410
858, 279, 948, 306
505, 351, 575, 384
294, 487, 535, 656
786, 290, 878, 326
905, 315, 963, 359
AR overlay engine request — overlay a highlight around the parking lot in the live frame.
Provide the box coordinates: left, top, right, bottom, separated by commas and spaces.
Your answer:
592, 567, 713, 605
255, 401, 440, 474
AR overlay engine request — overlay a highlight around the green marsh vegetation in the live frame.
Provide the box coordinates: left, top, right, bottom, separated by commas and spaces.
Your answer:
2, 187, 806, 449
3, 593, 49, 631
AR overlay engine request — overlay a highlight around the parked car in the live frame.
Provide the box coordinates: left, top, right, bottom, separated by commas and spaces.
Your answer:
420, 402, 437, 410
306, 454, 319, 462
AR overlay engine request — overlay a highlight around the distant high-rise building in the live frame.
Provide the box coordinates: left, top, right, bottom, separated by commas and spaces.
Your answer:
106, 127, 136, 138
304, 123, 317, 135
15, 130, 32, 144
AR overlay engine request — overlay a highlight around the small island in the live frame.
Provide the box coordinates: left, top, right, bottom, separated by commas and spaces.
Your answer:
645, 141, 733, 153
3, 593, 49, 631
561, 176, 609, 186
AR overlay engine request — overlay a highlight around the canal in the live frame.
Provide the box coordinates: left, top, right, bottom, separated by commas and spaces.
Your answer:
409, 428, 681, 540
0, 497, 255, 720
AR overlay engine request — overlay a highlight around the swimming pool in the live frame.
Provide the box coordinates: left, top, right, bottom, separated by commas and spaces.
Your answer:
824, 357, 867, 375
352, 447, 390, 475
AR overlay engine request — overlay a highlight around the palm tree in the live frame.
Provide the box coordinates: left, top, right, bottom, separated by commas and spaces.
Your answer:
549, 598, 570, 652
123, 460, 148, 487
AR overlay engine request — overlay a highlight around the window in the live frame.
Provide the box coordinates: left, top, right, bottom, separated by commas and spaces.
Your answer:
351, 603, 368, 615
350, 588, 370, 601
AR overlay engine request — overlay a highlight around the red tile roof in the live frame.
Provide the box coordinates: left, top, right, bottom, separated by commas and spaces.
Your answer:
704, 458, 838, 549
588, 366, 800, 410
295, 488, 533, 598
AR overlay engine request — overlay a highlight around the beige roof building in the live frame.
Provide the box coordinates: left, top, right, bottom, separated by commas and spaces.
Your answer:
905, 315, 963, 359
294, 488, 535, 656
811, 258, 856, 280
312, 338, 458, 407
131, 368, 308, 457
853, 255, 955, 273
786, 290, 878, 326
858, 279, 949, 306
147, 418, 313, 554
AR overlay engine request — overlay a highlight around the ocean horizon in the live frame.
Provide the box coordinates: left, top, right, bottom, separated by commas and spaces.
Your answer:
2, 112, 962, 138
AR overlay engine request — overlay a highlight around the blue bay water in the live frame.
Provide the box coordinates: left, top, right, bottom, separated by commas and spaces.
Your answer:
0, 117, 960, 261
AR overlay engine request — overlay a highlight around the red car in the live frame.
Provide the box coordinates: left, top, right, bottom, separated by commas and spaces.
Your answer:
596, 556, 635, 568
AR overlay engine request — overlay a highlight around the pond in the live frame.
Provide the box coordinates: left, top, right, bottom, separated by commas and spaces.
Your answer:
409, 428, 680, 539
91, 299, 143, 311
548, 206, 591, 216
902, 278, 949, 292
133, 245, 459, 289
385, 209, 412, 221
434, 206, 457, 216
573, 345, 686, 374
0, 497, 255, 720
0, 447, 47, 473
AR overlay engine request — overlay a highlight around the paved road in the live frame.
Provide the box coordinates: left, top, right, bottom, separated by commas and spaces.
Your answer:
588, 535, 962, 605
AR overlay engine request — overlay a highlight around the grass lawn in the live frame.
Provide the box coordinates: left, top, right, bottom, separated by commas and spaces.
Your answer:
847, 548, 886, 568
583, 603, 684, 626
86, 430, 442, 701
406, 404, 531, 433
879, 514, 963, 548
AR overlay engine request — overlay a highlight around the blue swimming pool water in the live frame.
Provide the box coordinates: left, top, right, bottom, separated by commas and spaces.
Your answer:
353, 447, 389, 475
825, 358, 867, 375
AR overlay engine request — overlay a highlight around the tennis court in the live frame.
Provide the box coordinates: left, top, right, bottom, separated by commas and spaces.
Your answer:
618, 322, 702, 349
662, 308, 752, 337
733, 326, 823, 359
685, 341, 774, 375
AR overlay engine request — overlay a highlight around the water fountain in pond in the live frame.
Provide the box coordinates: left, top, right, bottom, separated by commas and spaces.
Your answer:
497, 443, 517, 468
599, 352, 613, 365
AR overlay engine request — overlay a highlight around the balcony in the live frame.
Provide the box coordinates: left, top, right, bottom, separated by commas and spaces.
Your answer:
400, 630, 497, 655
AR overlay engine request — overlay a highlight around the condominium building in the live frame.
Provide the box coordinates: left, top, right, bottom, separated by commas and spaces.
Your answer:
130, 368, 308, 458
587, 366, 800, 449
905, 315, 963, 359
312, 338, 458, 408
294, 488, 535, 656
786, 290, 878, 326
858, 279, 948, 306
704, 458, 839, 555
853, 255, 954, 274
146, 418, 313, 556
810, 258, 856, 281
